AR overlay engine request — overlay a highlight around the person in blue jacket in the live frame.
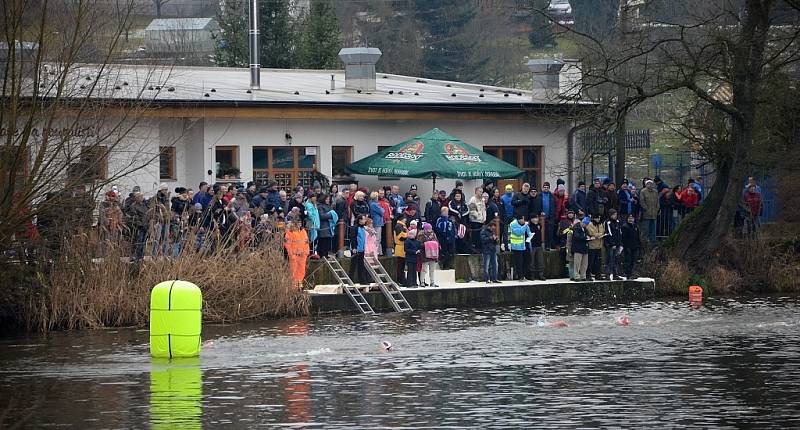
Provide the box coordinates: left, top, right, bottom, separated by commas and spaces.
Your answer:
500, 184, 515, 250
348, 215, 368, 285
508, 214, 531, 281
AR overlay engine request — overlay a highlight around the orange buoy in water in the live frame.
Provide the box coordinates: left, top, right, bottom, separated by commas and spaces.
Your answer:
689, 285, 703, 305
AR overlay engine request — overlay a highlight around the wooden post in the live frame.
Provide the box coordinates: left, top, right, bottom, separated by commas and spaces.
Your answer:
493, 217, 500, 238
539, 214, 546, 246
384, 222, 394, 256
337, 219, 345, 255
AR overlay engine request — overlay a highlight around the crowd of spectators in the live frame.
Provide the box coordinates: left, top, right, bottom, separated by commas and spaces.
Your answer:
77, 172, 764, 287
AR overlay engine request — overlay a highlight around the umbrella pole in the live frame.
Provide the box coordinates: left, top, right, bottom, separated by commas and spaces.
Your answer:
432, 174, 437, 193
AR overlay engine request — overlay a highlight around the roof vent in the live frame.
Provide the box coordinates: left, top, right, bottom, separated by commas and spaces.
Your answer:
527, 59, 564, 101
338, 47, 382, 91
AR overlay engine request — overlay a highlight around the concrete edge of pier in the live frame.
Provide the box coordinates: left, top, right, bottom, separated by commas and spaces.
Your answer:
308, 278, 657, 314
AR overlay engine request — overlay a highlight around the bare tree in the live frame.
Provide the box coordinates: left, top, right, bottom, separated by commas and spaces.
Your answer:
1, 0, 166, 259
535, 0, 800, 265
153, 0, 171, 18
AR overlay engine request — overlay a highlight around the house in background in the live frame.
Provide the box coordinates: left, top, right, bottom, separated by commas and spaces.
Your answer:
144, 18, 219, 63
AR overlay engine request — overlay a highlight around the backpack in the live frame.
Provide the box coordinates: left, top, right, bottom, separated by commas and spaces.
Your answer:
424, 240, 439, 259
456, 223, 466, 239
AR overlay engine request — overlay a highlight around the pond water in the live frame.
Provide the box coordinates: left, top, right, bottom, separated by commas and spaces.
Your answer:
1, 296, 799, 428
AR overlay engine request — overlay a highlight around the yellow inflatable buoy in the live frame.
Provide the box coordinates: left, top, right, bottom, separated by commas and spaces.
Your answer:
150, 280, 202, 358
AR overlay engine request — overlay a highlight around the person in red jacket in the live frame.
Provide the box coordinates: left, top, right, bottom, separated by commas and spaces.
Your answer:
680, 186, 699, 212
743, 184, 763, 237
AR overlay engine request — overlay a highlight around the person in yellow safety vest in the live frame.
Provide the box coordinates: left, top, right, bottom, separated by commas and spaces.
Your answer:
393, 215, 408, 285
508, 214, 531, 281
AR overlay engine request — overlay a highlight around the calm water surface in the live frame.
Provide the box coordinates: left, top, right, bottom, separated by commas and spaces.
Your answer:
1, 296, 799, 428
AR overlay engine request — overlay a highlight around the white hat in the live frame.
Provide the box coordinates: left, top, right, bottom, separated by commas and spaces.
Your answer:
159, 183, 168, 190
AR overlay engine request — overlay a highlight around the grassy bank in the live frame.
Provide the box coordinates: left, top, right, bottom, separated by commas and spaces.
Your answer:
640, 236, 800, 297
0, 234, 308, 333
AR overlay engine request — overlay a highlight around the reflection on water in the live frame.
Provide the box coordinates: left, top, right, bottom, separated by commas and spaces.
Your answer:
1, 296, 800, 428
150, 358, 202, 429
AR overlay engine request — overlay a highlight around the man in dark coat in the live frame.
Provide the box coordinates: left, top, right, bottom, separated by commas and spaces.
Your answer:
569, 181, 587, 214
511, 183, 532, 220
586, 178, 608, 219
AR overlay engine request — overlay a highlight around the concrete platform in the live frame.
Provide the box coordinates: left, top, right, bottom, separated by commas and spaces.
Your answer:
308, 275, 657, 314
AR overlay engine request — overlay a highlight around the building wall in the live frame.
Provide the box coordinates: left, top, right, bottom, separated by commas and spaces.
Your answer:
198, 117, 571, 198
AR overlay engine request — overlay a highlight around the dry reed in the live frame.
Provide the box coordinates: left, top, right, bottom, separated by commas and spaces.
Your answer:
27, 230, 308, 332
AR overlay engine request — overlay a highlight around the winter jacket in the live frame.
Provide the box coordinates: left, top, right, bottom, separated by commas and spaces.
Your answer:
586, 221, 604, 250
586, 187, 608, 218
394, 220, 407, 257
369, 200, 385, 228
171, 196, 192, 217
434, 215, 456, 247
378, 198, 392, 224
356, 226, 366, 252
404, 238, 422, 264
607, 188, 619, 212
569, 188, 587, 214
639, 187, 660, 219
618, 189, 633, 215
500, 191, 515, 219
448, 199, 469, 223
485, 200, 499, 225
317, 203, 334, 238
468, 196, 487, 223
680, 190, 699, 209
267, 190, 281, 213
350, 199, 370, 224
621, 222, 640, 250
192, 191, 212, 210
511, 191, 532, 220
604, 219, 622, 247
424, 198, 444, 223
508, 219, 530, 251
744, 191, 763, 217
558, 218, 574, 247
479, 227, 498, 254
528, 221, 543, 248
535, 191, 557, 220
571, 225, 589, 254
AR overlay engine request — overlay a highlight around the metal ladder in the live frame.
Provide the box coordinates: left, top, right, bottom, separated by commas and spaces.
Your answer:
363, 255, 413, 313
322, 256, 376, 315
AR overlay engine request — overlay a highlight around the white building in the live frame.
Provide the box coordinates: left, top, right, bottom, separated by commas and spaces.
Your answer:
144, 18, 219, 55
64, 52, 591, 198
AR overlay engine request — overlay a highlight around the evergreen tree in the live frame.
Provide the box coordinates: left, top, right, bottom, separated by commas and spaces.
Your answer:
260, 0, 295, 68
214, 0, 295, 68
528, 0, 555, 49
296, 0, 341, 69
214, 0, 249, 67
414, 0, 479, 81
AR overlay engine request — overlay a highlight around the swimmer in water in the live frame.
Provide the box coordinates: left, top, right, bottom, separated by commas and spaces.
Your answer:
549, 320, 569, 328
381, 341, 392, 351
616, 316, 630, 326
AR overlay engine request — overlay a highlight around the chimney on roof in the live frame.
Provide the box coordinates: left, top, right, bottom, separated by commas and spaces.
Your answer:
338, 47, 382, 91
527, 59, 564, 101
248, 0, 260, 90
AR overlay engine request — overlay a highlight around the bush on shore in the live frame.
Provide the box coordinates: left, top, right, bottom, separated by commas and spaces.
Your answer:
1, 233, 307, 333
640, 236, 800, 298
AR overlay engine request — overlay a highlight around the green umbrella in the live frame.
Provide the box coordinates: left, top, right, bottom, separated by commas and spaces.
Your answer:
346, 128, 523, 189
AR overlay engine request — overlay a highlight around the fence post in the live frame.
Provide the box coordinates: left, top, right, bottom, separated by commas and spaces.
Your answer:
337, 219, 345, 257
539, 214, 546, 246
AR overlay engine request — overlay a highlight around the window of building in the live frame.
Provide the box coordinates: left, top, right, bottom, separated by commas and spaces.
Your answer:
215, 146, 239, 178
67, 145, 107, 182
252, 146, 318, 190
484, 146, 542, 190
331, 146, 353, 177
159, 146, 176, 180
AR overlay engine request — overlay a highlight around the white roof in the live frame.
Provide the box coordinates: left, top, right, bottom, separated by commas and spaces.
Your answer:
42, 64, 592, 108
144, 18, 215, 32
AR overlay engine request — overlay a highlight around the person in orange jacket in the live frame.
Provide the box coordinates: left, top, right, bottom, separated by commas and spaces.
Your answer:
284, 216, 310, 289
